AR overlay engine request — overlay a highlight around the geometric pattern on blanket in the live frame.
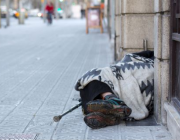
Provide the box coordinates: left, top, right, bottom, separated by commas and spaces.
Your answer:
75, 53, 154, 120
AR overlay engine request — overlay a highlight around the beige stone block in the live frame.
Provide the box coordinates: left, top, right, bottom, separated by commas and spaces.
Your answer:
154, 14, 170, 60
120, 15, 123, 48
161, 60, 169, 124
167, 112, 177, 139
162, 14, 170, 59
116, 36, 120, 47
154, 0, 162, 13
155, 0, 170, 12
121, 14, 154, 49
118, 48, 125, 60
115, 0, 122, 15
162, 0, 170, 12
115, 16, 121, 36
122, 0, 154, 13
115, 36, 121, 60
164, 103, 180, 140
154, 59, 169, 123
154, 14, 162, 59
154, 58, 161, 123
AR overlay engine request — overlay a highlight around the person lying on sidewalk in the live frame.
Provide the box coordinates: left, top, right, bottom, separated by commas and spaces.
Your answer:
75, 51, 154, 129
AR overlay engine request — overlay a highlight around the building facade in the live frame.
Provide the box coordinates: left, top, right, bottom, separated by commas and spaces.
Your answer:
107, 0, 180, 139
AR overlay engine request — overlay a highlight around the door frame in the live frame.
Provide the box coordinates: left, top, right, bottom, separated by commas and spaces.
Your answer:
169, 0, 180, 114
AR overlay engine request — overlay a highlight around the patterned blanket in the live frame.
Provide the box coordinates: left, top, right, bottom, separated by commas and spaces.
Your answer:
75, 53, 154, 120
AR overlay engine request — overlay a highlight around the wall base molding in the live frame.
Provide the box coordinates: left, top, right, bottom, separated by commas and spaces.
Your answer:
164, 102, 180, 140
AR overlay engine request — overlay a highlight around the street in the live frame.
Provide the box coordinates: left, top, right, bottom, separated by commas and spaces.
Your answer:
0, 18, 172, 140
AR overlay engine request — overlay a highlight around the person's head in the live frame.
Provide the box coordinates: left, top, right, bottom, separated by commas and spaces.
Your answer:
47, 1, 53, 6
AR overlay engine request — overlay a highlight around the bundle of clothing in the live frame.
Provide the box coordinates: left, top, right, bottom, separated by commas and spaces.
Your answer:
75, 51, 154, 121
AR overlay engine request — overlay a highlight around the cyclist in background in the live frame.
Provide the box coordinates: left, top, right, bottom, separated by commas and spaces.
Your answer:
45, 1, 54, 24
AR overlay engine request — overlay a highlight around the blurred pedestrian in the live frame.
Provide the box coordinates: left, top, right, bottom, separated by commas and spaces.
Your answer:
80, 2, 86, 19
45, 1, 54, 24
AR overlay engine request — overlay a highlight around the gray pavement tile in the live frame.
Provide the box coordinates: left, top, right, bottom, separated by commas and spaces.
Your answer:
24, 115, 56, 136
2, 115, 32, 122
120, 126, 173, 140
0, 106, 14, 119
126, 115, 159, 126
0, 133, 37, 140
10, 109, 37, 116
86, 126, 120, 140
150, 127, 173, 140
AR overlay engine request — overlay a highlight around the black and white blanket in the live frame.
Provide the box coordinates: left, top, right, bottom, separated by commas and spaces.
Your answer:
75, 53, 154, 120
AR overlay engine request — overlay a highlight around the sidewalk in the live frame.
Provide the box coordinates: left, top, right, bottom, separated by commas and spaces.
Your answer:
0, 18, 172, 140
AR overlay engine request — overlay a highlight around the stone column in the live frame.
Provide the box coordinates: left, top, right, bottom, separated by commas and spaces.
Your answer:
114, 0, 171, 124
154, 0, 170, 124
114, 0, 121, 60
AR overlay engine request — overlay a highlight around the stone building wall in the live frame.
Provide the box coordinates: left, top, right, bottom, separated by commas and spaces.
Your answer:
114, 0, 154, 60
114, 0, 170, 124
